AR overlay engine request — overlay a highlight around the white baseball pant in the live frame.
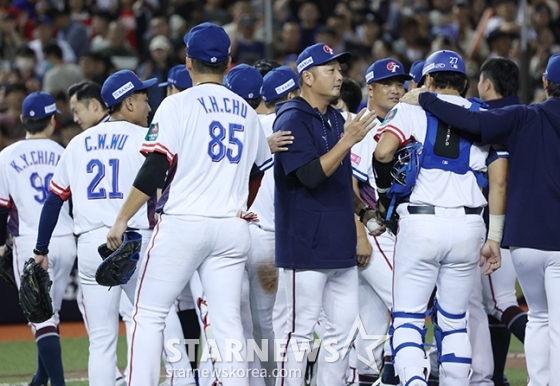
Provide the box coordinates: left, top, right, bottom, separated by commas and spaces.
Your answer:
276, 267, 359, 386
510, 247, 560, 386
356, 232, 394, 377
13, 235, 76, 333
482, 248, 520, 320
241, 225, 277, 386
392, 205, 485, 386
127, 215, 251, 386
467, 267, 494, 386
78, 226, 192, 386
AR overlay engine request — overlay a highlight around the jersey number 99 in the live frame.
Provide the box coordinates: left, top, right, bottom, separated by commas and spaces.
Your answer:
30, 172, 53, 204
208, 121, 244, 163
86, 159, 123, 200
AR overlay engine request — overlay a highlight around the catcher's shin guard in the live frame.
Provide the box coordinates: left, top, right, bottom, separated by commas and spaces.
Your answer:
430, 299, 471, 386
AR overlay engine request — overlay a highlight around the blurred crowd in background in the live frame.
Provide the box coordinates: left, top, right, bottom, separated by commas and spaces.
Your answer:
0, 0, 559, 150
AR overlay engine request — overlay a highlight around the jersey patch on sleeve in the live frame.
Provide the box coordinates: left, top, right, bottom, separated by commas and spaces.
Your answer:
382, 108, 398, 124
145, 123, 159, 141
350, 152, 361, 166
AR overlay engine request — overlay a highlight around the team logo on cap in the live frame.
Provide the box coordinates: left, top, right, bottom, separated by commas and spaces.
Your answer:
323, 45, 334, 55
387, 61, 400, 73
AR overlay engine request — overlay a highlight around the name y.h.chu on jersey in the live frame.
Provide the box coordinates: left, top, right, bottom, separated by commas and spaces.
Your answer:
197, 95, 249, 117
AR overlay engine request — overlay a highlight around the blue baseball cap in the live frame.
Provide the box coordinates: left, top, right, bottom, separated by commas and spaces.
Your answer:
262, 66, 299, 102
365, 58, 412, 84
22, 92, 61, 118
224, 64, 263, 100
295, 43, 351, 75
409, 60, 425, 84
184, 22, 231, 64
158, 65, 192, 89
544, 53, 560, 84
101, 70, 157, 107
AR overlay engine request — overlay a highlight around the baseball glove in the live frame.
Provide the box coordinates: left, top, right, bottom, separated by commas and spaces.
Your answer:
96, 231, 142, 287
19, 258, 53, 323
0, 246, 17, 288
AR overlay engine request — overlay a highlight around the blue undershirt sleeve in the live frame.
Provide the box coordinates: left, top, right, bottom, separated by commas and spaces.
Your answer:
35, 192, 65, 251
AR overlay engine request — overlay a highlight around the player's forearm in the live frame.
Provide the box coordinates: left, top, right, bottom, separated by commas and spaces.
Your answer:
36, 192, 64, 250
319, 136, 353, 177
248, 172, 264, 208
487, 158, 508, 216
355, 213, 368, 240
487, 158, 507, 243
114, 187, 150, 225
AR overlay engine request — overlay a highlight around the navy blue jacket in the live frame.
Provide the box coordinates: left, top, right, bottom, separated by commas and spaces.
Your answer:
273, 98, 357, 269
420, 93, 560, 250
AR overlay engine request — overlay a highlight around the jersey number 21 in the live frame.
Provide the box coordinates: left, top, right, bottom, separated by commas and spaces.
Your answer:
86, 159, 123, 200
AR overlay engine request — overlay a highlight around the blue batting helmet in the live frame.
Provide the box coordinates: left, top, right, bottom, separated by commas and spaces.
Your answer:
422, 50, 466, 77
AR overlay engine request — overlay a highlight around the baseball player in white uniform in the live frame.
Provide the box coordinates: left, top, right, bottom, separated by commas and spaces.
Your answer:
106, 23, 273, 386
159, 64, 226, 386
0, 92, 76, 386
67, 80, 131, 386
350, 58, 412, 386
227, 64, 301, 386
259, 66, 301, 344
33, 70, 193, 386
224, 63, 273, 385
373, 50, 502, 386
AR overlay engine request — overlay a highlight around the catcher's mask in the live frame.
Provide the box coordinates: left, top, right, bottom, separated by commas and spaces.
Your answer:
390, 141, 422, 187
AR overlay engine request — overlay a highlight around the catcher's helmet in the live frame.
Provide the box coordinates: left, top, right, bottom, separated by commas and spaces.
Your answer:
422, 50, 466, 77
391, 142, 422, 186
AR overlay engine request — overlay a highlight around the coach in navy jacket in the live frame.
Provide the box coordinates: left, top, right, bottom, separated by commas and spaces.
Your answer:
272, 43, 378, 386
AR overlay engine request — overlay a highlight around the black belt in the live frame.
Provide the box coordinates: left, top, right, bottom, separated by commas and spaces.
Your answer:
407, 206, 482, 215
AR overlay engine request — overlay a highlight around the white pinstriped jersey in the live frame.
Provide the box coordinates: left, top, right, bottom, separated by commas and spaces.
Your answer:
0, 139, 73, 237
141, 84, 273, 217
248, 113, 276, 231
351, 131, 376, 187
347, 111, 379, 187
49, 121, 153, 234
375, 94, 490, 208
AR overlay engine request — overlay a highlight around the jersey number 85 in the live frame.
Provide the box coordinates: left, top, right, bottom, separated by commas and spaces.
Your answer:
208, 121, 244, 164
